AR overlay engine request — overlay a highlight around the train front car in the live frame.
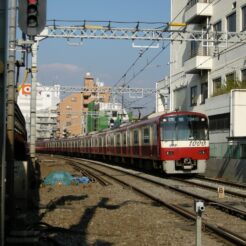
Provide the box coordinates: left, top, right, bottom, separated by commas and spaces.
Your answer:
159, 112, 209, 174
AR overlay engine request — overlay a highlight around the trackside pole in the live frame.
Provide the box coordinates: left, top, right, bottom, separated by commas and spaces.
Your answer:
194, 200, 205, 246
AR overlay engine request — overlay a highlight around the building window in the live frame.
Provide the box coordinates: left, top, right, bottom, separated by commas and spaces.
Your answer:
213, 77, 222, 94
242, 6, 246, 31
209, 113, 230, 131
190, 41, 199, 57
241, 69, 246, 81
190, 86, 198, 106
213, 20, 222, 32
227, 12, 236, 32
201, 82, 208, 104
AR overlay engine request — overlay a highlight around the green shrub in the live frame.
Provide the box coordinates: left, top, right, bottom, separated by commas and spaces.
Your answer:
212, 79, 246, 97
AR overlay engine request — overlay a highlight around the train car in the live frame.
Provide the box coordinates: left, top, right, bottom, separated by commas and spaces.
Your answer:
37, 111, 209, 174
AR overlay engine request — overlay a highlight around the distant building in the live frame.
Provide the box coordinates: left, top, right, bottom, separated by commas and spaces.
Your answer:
17, 83, 60, 140
57, 92, 83, 138
57, 73, 111, 137
156, 0, 246, 158
86, 101, 129, 133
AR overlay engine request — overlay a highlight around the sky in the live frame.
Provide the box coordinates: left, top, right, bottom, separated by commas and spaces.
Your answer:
34, 1, 171, 114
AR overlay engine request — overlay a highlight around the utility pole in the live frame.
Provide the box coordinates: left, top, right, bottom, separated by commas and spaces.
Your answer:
5, 0, 17, 234
0, 0, 7, 244
30, 41, 38, 163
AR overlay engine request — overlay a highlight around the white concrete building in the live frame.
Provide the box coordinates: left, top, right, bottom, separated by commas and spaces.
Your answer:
157, 0, 246, 158
17, 83, 60, 139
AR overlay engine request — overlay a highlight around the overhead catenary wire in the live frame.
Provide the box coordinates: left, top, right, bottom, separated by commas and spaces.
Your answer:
120, 0, 224, 114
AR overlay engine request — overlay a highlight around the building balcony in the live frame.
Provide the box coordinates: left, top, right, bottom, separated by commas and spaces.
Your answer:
185, 0, 213, 24
184, 56, 212, 73
184, 46, 212, 74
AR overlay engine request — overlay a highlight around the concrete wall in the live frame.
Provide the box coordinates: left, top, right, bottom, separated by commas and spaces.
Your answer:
206, 158, 246, 183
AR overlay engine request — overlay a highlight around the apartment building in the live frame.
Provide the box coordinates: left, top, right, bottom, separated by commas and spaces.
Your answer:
17, 83, 60, 139
157, 0, 246, 158
57, 73, 111, 137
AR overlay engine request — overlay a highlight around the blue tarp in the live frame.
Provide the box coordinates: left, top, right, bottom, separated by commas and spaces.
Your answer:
43, 171, 91, 186
43, 171, 73, 186
72, 176, 90, 184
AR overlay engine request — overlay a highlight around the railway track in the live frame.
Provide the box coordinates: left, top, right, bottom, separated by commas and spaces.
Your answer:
68, 162, 112, 186
196, 175, 246, 190
56, 155, 246, 246
172, 176, 246, 199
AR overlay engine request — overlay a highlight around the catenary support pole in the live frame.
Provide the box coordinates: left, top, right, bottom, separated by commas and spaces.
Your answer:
30, 41, 38, 163
0, 0, 7, 244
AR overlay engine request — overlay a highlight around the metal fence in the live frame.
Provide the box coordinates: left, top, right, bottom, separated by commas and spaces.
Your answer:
210, 142, 246, 159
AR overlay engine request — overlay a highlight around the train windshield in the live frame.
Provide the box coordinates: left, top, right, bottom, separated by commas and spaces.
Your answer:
160, 115, 208, 141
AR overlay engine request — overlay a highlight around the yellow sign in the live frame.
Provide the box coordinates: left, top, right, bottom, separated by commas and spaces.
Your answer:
217, 186, 225, 199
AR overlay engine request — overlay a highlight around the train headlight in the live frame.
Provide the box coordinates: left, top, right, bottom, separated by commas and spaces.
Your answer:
199, 150, 206, 155
166, 151, 174, 156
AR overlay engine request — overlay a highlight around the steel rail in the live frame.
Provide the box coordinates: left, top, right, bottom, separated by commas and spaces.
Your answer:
172, 177, 246, 199
66, 156, 246, 219
67, 161, 112, 186
58, 155, 246, 246
196, 175, 246, 190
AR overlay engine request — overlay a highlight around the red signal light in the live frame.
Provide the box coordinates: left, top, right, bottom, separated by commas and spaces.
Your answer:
18, 0, 47, 36
27, 0, 38, 27
28, 0, 37, 4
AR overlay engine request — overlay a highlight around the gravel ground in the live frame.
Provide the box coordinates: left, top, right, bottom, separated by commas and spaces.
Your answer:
30, 155, 230, 246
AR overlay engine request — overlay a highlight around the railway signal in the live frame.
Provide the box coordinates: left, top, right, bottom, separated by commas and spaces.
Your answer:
18, 0, 47, 37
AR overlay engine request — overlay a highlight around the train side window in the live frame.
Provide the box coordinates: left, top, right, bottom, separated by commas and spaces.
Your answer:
116, 134, 121, 146
110, 135, 114, 146
123, 132, 127, 146
143, 127, 150, 144
127, 129, 131, 146
133, 129, 139, 145
107, 135, 110, 146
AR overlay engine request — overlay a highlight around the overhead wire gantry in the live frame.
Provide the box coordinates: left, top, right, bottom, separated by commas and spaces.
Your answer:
38, 20, 246, 44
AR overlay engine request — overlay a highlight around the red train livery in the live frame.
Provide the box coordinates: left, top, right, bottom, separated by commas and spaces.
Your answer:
37, 111, 209, 174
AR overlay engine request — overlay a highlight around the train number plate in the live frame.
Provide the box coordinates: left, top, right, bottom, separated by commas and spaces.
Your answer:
189, 140, 206, 147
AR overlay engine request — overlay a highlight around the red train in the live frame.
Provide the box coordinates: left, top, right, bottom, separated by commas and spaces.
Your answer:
37, 111, 209, 174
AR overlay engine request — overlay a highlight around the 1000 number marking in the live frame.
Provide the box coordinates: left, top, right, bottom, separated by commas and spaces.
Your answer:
189, 141, 206, 147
